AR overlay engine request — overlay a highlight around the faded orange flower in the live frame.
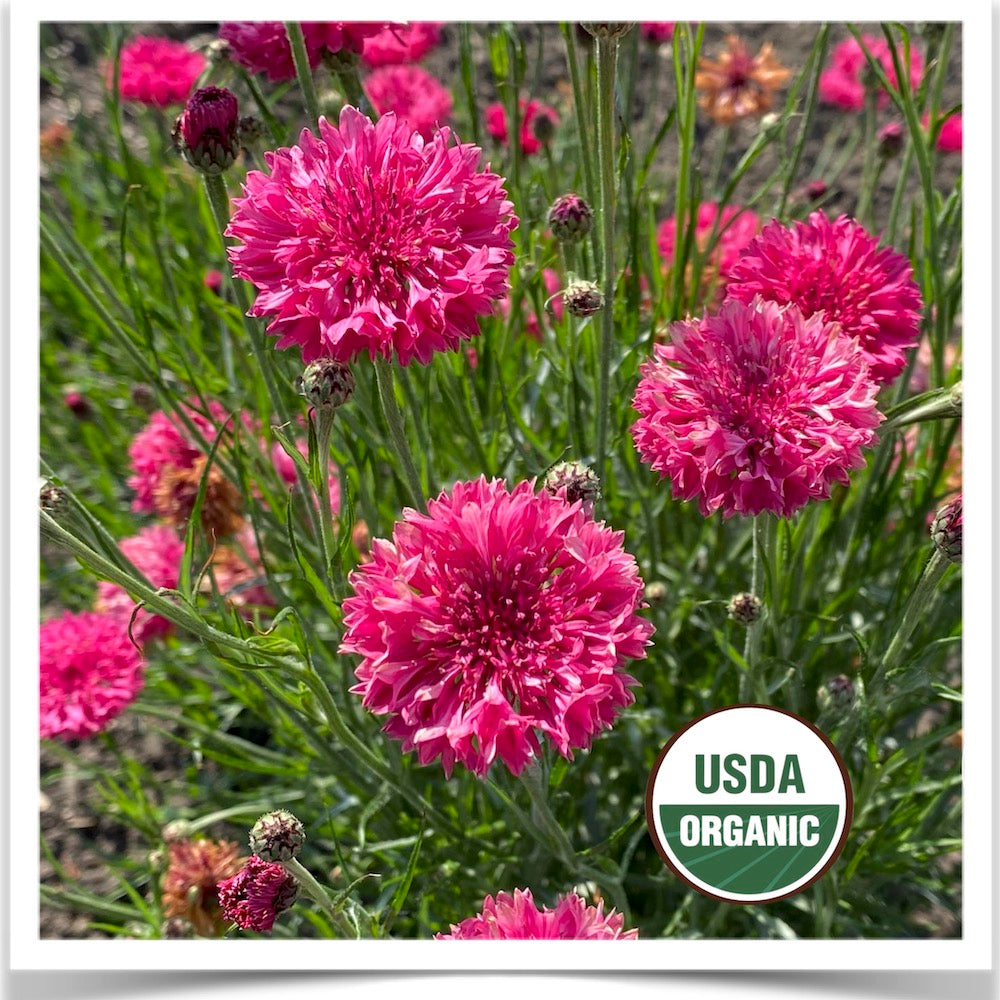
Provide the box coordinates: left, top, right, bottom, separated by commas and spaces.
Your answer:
696, 35, 791, 124
161, 838, 245, 937
40, 121, 72, 160
153, 455, 245, 539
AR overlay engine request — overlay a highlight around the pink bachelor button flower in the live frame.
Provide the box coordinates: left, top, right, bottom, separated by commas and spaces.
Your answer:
436, 888, 638, 940
363, 65, 453, 142
219, 21, 387, 83
819, 34, 924, 111
361, 22, 443, 67
631, 297, 883, 519
657, 201, 759, 282
726, 210, 923, 384
40, 611, 145, 741
111, 35, 205, 108
485, 98, 559, 156
226, 106, 518, 366
340, 477, 654, 778
924, 111, 962, 152
217, 855, 298, 933
95, 525, 186, 645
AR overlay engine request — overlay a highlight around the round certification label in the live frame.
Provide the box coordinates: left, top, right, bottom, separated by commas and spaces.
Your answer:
645, 704, 853, 904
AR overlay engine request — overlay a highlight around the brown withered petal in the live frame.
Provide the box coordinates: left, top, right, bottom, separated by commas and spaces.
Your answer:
161, 839, 246, 938
153, 456, 245, 539
695, 35, 792, 125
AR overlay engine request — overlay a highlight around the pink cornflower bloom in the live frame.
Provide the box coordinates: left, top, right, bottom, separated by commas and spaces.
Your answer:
227, 107, 517, 366
725, 210, 923, 384
499, 268, 564, 341
217, 855, 298, 933
640, 23, 676, 44
819, 34, 924, 111
219, 21, 387, 82
110, 35, 205, 108
40, 611, 145, 741
631, 297, 883, 519
485, 98, 559, 156
436, 888, 638, 940
923, 111, 962, 152
95, 525, 185, 645
340, 477, 653, 778
657, 201, 759, 289
127, 401, 230, 514
361, 22, 443, 67
363, 65, 453, 142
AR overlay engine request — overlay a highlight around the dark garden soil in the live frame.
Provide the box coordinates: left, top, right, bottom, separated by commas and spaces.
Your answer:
38, 20, 962, 939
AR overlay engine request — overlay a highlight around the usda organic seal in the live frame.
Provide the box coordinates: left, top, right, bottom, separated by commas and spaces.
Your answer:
646, 704, 852, 904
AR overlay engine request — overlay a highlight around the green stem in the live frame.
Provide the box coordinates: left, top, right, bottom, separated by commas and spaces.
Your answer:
373, 354, 425, 511
594, 33, 619, 491
282, 857, 356, 938
285, 22, 321, 125
314, 407, 339, 586
739, 515, 767, 703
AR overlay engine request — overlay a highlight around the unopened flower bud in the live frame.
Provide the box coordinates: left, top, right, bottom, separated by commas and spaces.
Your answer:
161, 819, 195, 843
930, 494, 962, 563
878, 121, 904, 158
238, 115, 263, 147
295, 359, 355, 409
564, 280, 604, 317
817, 674, 856, 713
805, 179, 827, 201
583, 22, 635, 40
40, 483, 68, 514
644, 580, 668, 605
132, 384, 156, 411
206, 38, 231, 66
64, 390, 92, 419
948, 381, 962, 414
727, 592, 762, 625
531, 110, 558, 146
174, 86, 240, 175
162, 916, 194, 938
249, 809, 306, 862
203, 269, 224, 296
543, 460, 601, 512
548, 193, 593, 244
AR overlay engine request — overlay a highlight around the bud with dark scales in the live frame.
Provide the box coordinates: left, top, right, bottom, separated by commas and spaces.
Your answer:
249, 809, 306, 862
296, 359, 355, 409
564, 280, 604, 317
583, 23, 635, 40
930, 494, 962, 563
548, 193, 593, 244
162, 916, 194, 938
40, 483, 67, 514
531, 111, 557, 146
727, 592, 762, 625
644, 580, 668, 605
817, 674, 856, 713
174, 86, 241, 175
543, 460, 601, 512
878, 121, 904, 159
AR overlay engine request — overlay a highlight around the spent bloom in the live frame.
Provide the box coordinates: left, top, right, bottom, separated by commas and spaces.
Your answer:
485, 98, 559, 156
218, 21, 386, 82
161, 839, 245, 937
227, 107, 517, 366
361, 22, 443, 67
340, 477, 653, 778
110, 35, 205, 108
695, 35, 791, 124
174, 86, 240, 175
631, 297, 883, 519
217, 855, 298, 933
95, 525, 186, 645
726, 210, 924, 384
436, 888, 638, 940
363, 64, 453, 142
819, 34, 924, 111
40, 611, 145, 741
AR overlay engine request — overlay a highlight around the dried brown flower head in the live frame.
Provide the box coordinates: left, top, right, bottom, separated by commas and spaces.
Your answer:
695, 35, 791, 124
153, 455, 245, 539
161, 838, 245, 937
41, 121, 72, 160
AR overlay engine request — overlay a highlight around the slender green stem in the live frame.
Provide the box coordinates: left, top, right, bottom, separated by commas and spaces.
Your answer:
314, 407, 339, 586
739, 515, 767, 703
373, 354, 425, 511
282, 857, 357, 938
285, 22, 321, 125
594, 34, 619, 492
